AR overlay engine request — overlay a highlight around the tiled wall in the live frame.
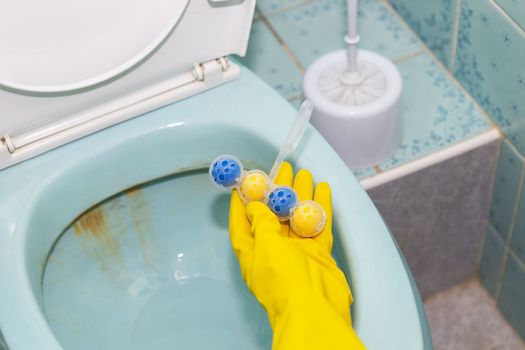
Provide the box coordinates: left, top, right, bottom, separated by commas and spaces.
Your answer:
239, 0, 493, 182
389, 0, 525, 340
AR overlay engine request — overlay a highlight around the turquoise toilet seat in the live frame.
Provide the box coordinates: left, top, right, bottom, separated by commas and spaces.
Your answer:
0, 68, 431, 349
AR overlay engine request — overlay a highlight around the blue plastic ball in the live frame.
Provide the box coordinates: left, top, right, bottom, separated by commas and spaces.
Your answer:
209, 155, 243, 188
268, 186, 298, 219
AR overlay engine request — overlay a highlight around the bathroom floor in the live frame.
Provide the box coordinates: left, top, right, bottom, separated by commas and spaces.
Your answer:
424, 278, 525, 350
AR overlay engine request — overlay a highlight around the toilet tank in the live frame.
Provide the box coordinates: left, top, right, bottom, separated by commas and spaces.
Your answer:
0, 0, 256, 170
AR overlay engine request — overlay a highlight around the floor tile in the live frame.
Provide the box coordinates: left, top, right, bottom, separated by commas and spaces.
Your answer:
389, 0, 456, 67
499, 252, 525, 341
267, 0, 421, 67
378, 54, 491, 170
425, 278, 525, 350
479, 224, 506, 297
454, 0, 525, 154
489, 140, 524, 239
235, 21, 303, 99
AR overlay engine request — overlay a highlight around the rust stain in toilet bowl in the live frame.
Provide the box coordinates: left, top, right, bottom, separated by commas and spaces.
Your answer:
70, 185, 162, 276
73, 207, 107, 240
126, 186, 162, 267
72, 203, 125, 275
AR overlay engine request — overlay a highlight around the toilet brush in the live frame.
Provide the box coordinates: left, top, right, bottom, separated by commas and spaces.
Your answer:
319, 0, 386, 106
303, 0, 403, 168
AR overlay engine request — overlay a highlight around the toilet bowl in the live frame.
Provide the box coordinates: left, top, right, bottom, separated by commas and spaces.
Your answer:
0, 1, 431, 349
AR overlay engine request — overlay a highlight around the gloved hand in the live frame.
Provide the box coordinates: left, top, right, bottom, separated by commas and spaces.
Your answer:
229, 162, 366, 350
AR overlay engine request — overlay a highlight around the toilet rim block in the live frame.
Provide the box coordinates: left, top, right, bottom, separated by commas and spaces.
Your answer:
209, 154, 327, 237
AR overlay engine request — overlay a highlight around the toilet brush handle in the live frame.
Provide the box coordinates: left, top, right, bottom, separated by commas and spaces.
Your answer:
345, 0, 359, 74
269, 100, 314, 181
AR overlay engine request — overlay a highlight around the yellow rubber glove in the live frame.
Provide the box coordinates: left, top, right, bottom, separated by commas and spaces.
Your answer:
229, 162, 366, 350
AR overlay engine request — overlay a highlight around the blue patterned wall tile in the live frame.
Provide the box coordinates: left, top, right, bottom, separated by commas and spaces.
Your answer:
236, 21, 303, 99
379, 54, 491, 170
480, 224, 506, 297
455, 0, 525, 154
498, 252, 525, 340
389, 0, 456, 67
352, 167, 377, 180
495, 0, 525, 31
257, 0, 307, 16
511, 183, 525, 262
489, 140, 524, 239
267, 0, 421, 67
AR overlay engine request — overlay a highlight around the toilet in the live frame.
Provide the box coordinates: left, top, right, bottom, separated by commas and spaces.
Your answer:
0, 1, 431, 349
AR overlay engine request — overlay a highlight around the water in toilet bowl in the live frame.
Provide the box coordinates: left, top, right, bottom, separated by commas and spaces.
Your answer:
42, 170, 272, 350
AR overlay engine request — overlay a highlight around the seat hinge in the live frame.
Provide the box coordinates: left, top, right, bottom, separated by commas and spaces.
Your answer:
1, 134, 16, 154
0, 57, 241, 171
192, 57, 230, 85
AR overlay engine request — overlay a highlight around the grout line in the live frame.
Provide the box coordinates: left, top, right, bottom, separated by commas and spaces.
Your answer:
382, 1, 427, 47
504, 137, 525, 162
477, 142, 503, 266
361, 128, 501, 190
264, 0, 423, 65
497, 133, 525, 162
381, 1, 435, 62
258, 14, 306, 73
489, 0, 525, 34
287, 94, 303, 102
392, 50, 425, 64
477, 219, 489, 272
448, 0, 462, 72
495, 162, 525, 300
508, 247, 525, 273
496, 246, 512, 300
253, 4, 264, 21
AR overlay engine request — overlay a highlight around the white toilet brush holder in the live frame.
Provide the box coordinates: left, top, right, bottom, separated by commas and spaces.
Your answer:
303, 49, 402, 169
303, 0, 402, 169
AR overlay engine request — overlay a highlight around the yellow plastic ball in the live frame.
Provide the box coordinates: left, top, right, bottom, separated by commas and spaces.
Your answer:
240, 170, 271, 203
290, 201, 326, 238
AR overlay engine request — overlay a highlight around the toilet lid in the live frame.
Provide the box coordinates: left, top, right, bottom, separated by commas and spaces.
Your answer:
0, 0, 189, 93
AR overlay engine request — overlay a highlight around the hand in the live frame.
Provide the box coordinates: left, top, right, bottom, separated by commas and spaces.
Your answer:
229, 162, 366, 350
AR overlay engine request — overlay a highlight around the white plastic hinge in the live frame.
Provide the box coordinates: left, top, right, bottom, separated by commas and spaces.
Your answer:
192, 57, 230, 83
0, 61, 241, 171
2, 135, 15, 154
